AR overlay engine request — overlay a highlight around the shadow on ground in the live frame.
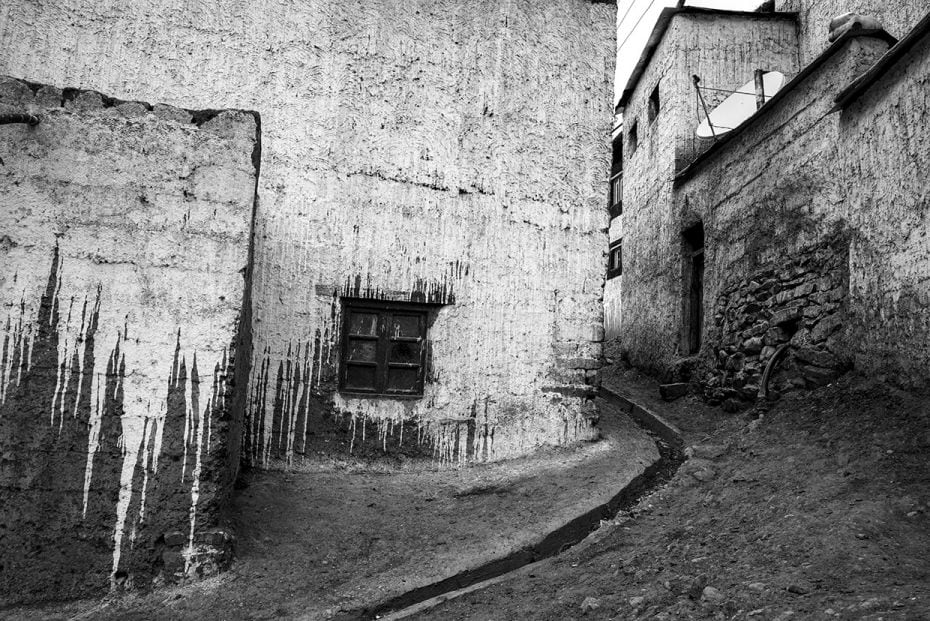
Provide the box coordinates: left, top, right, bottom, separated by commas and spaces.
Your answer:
3, 398, 659, 620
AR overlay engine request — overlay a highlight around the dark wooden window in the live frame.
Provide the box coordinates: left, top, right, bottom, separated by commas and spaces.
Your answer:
607, 240, 622, 280
340, 299, 428, 397
609, 172, 623, 218
629, 120, 638, 154
608, 134, 623, 217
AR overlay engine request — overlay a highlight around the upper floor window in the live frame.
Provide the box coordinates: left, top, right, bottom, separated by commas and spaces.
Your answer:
609, 172, 623, 219
340, 299, 429, 397
628, 121, 638, 154
648, 84, 660, 124
607, 240, 622, 280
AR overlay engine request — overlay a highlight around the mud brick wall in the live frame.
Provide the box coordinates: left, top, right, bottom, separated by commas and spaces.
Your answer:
838, 20, 930, 387
675, 30, 930, 398
0, 0, 616, 465
775, 0, 926, 65
616, 11, 798, 377
0, 77, 257, 603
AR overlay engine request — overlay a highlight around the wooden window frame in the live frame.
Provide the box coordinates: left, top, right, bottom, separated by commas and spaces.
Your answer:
340, 298, 431, 398
607, 239, 622, 280
609, 172, 623, 219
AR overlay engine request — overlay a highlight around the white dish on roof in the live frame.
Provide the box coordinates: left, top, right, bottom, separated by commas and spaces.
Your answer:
696, 71, 786, 138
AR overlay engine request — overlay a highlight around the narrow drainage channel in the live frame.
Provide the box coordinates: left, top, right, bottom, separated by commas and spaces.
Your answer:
335, 390, 687, 621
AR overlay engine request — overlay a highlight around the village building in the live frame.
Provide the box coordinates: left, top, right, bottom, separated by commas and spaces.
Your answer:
608, 0, 930, 404
0, 0, 616, 603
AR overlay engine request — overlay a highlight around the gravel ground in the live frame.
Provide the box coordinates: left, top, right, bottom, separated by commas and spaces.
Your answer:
405, 365, 930, 620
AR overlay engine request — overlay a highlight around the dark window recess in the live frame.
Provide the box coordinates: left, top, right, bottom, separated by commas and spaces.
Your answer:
629, 121, 638, 154
340, 300, 429, 397
609, 172, 623, 219
648, 84, 660, 123
608, 134, 623, 218
682, 223, 705, 355
607, 240, 622, 280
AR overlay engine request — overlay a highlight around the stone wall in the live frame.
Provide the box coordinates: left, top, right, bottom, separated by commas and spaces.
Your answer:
617, 10, 798, 378
706, 233, 850, 404
675, 31, 930, 399
775, 0, 926, 65
0, 1, 616, 465
0, 78, 257, 602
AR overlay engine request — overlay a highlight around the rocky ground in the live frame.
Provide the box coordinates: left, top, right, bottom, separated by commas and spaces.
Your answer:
407, 364, 930, 620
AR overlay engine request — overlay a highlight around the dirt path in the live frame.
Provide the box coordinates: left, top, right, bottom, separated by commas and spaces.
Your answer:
404, 367, 930, 620
4, 397, 659, 621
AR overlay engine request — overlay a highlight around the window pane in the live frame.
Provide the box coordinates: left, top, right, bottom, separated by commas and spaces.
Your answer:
390, 341, 421, 364
391, 314, 421, 338
345, 364, 377, 391
348, 338, 378, 362
386, 367, 420, 393
348, 312, 378, 336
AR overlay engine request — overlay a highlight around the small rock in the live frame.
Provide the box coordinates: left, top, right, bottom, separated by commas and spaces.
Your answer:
689, 444, 726, 460
580, 596, 600, 613
771, 307, 801, 326
748, 582, 766, 593
660, 383, 690, 401
691, 467, 717, 482
629, 596, 645, 607
722, 398, 742, 413
687, 575, 709, 599
702, 586, 724, 602
744, 336, 764, 354
787, 584, 810, 595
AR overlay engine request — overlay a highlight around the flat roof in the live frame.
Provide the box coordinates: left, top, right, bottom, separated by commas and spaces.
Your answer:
616, 7, 797, 112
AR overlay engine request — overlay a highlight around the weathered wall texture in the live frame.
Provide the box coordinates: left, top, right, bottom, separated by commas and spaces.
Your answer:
776, 0, 926, 65
617, 11, 798, 377
605, 216, 623, 339
839, 25, 930, 386
0, 77, 257, 603
0, 1, 616, 465
674, 31, 930, 400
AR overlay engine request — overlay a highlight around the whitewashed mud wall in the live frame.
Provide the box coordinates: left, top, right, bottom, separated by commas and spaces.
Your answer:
672, 33, 930, 401
0, 0, 616, 465
0, 78, 257, 603
840, 25, 930, 387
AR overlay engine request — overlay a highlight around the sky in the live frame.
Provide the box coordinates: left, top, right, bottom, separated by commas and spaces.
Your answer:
615, 0, 767, 103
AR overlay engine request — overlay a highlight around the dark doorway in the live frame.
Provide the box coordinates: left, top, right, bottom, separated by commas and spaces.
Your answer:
682, 222, 705, 355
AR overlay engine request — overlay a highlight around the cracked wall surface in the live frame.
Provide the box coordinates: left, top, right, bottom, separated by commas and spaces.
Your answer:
0, 1, 616, 465
0, 77, 257, 603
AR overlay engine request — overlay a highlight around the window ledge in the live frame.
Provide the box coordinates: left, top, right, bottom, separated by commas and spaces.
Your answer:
339, 391, 424, 401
